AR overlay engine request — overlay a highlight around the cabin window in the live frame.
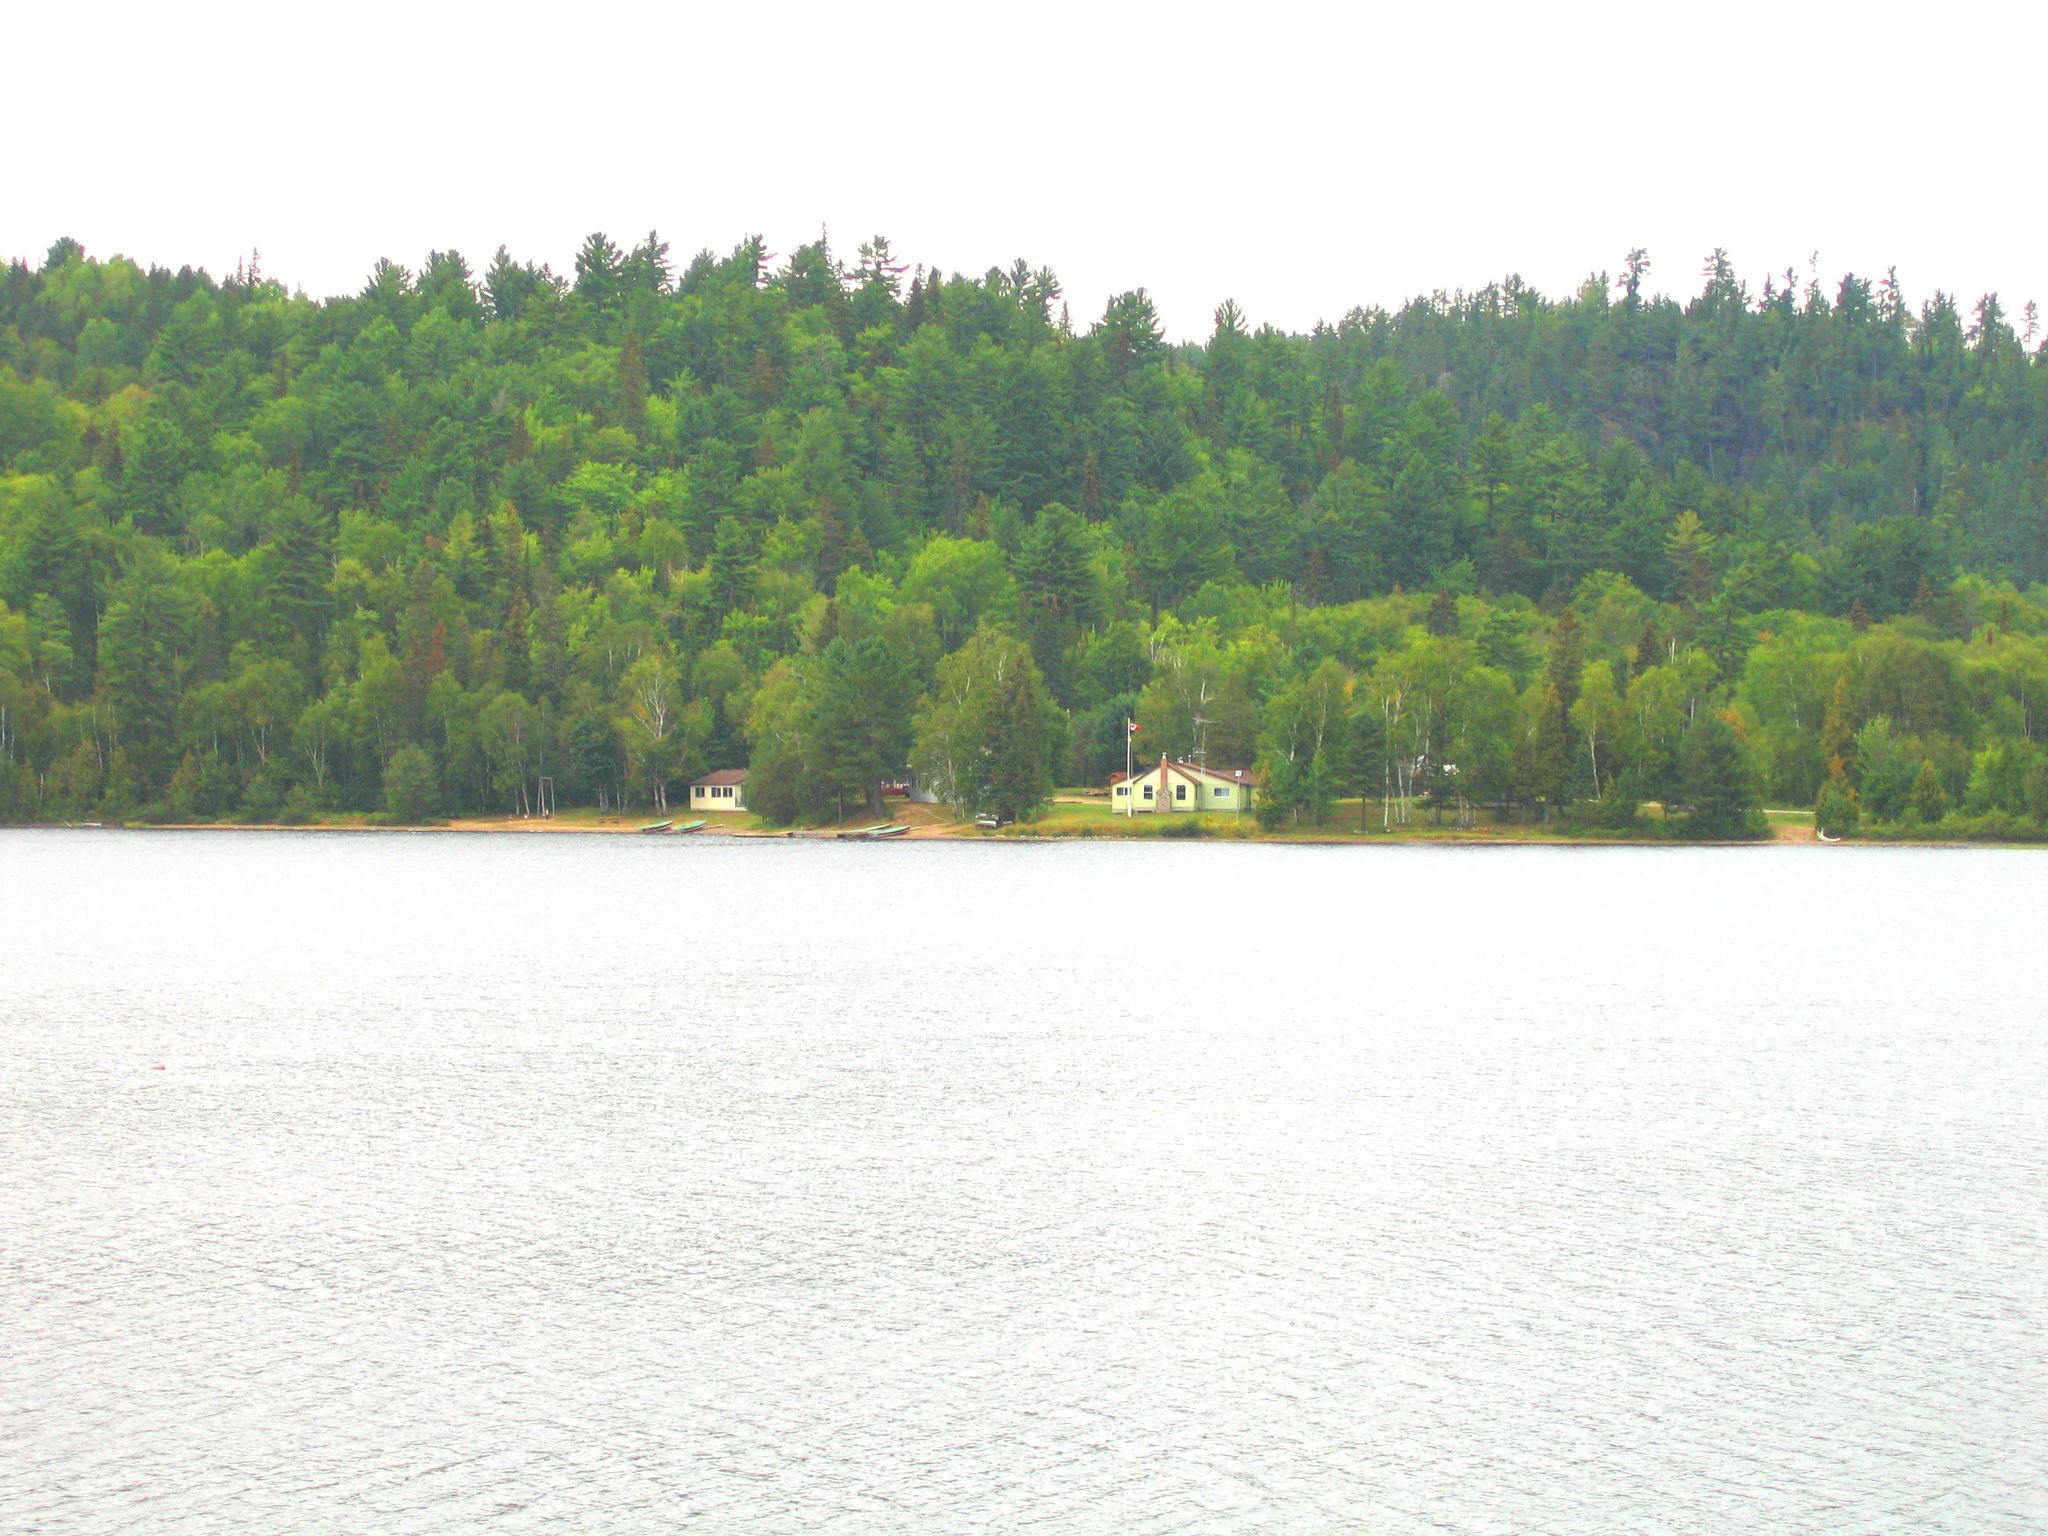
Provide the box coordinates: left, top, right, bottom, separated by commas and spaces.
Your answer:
1115, 786, 1127, 797
1175, 785, 1187, 800
1143, 785, 1154, 800
1213, 786, 1228, 797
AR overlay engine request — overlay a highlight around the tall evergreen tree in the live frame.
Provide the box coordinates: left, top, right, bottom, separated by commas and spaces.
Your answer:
1678, 710, 1760, 837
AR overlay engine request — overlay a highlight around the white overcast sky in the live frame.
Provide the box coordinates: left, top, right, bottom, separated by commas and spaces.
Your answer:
8, 1, 2041, 340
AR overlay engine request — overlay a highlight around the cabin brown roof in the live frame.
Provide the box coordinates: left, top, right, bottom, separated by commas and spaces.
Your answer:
694, 768, 750, 786
1120, 756, 1259, 790
1167, 757, 1259, 789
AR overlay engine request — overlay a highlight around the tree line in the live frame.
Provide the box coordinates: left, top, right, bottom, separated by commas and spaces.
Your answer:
1, 232, 2045, 836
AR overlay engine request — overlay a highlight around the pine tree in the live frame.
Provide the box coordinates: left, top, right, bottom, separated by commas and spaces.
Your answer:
1815, 757, 1860, 837
708, 517, 760, 616
1345, 699, 1386, 833
1632, 618, 1665, 675
1476, 611, 1532, 686
810, 637, 912, 820
574, 231, 624, 314
383, 744, 439, 822
983, 649, 1061, 823
1255, 750, 1301, 829
99, 548, 194, 775
1425, 589, 1460, 636
1678, 709, 1760, 838
1524, 684, 1569, 816
1909, 760, 1948, 822
1387, 451, 1454, 588
615, 332, 648, 434
265, 497, 333, 661
1546, 608, 1584, 723
1664, 510, 1717, 604
1820, 675, 1855, 768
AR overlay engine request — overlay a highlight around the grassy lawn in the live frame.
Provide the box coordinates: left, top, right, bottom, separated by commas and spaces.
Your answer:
999, 796, 1596, 842
676, 807, 767, 831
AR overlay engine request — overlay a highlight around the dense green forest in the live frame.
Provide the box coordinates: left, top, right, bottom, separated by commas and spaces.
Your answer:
3, 232, 2047, 836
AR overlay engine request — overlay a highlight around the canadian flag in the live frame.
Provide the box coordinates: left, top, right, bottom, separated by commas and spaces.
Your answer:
1128, 720, 1140, 734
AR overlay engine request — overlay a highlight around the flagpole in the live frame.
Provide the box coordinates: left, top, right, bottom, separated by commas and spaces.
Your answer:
1125, 716, 1133, 817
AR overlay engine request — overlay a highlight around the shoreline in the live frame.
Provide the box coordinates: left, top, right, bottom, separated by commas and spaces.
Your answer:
5, 815, 2036, 849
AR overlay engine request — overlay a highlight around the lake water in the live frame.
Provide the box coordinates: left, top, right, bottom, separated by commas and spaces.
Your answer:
3, 830, 2044, 1533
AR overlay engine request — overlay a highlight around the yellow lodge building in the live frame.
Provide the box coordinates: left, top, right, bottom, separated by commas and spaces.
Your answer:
1111, 756, 1258, 814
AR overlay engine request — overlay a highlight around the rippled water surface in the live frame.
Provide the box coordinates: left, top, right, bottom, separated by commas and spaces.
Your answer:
4, 830, 2045, 1532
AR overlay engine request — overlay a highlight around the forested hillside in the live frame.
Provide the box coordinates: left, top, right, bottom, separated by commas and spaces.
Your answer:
3, 232, 2047, 835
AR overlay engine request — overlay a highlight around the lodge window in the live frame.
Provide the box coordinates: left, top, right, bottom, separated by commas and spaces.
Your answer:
1143, 785, 1154, 799
1213, 786, 1228, 797
1115, 786, 1128, 796
1175, 785, 1187, 800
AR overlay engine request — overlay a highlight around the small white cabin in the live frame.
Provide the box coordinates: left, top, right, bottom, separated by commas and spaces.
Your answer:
689, 768, 749, 812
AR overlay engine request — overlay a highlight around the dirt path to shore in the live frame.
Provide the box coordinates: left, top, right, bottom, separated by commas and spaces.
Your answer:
1767, 809, 1818, 844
